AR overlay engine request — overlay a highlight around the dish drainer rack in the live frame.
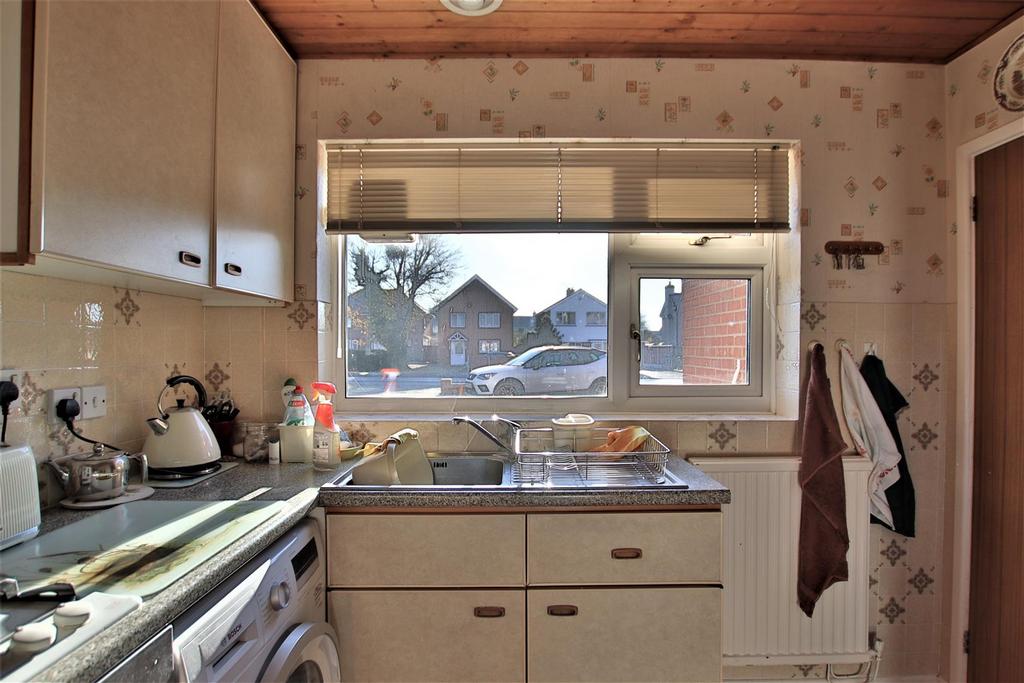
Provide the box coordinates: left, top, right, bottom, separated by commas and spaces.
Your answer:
512, 427, 670, 486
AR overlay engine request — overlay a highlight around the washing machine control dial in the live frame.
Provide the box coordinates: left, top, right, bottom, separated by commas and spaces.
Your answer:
269, 581, 291, 611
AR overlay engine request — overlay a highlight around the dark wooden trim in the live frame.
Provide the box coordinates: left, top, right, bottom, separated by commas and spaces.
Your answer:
246, 0, 297, 62
323, 504, 723, 514
944, 6, 1024, 64
1, 0, 36, 266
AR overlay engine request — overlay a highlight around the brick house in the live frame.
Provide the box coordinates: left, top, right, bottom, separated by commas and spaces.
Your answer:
431, 275, 516, 369
679, 279, 749, 384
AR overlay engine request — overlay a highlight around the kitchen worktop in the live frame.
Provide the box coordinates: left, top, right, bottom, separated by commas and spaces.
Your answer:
17, 459, 359, 683
37, 459, 352, 534
18, 455, 727, 682
318, 456, 730, 509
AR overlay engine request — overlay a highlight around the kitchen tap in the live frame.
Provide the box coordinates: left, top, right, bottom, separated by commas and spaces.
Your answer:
451, 415, 521, 455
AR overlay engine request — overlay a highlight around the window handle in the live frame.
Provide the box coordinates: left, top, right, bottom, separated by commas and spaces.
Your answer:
629, 323, 642, 362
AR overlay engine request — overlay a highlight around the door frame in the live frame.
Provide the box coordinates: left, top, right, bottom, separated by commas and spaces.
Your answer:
951, 121, 1023, 682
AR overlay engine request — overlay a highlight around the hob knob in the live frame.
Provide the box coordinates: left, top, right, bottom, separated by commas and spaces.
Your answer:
55, 600, 93, 628
11, 623, 57, 654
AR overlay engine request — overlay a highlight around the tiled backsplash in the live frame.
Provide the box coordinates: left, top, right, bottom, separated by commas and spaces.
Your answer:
0, 271, 324, 506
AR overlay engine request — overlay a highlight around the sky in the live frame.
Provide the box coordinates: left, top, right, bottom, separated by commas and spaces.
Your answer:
348, 233, 671, 329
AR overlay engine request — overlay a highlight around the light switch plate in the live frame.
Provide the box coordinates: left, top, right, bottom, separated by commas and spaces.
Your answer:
48, 388, 82, 424
80, 385, 108, 419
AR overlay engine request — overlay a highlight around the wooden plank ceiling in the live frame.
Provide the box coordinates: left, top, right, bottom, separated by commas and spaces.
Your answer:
255, 0, 1024, 63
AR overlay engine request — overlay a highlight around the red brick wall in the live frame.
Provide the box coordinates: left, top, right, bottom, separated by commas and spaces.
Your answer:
680, 280, 748, 384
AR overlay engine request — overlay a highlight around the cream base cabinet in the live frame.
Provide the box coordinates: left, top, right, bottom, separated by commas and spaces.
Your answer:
527, 587, 722, 683
30, 0, 218, 285
329, 590, 526, 683
213, 0, 295, 301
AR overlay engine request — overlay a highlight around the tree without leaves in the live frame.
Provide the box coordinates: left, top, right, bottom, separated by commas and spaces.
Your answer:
348, 236, 461, 368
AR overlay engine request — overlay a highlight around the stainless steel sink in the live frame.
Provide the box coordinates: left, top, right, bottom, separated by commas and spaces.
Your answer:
333, 452, 688, 490
428, 455, 509, 486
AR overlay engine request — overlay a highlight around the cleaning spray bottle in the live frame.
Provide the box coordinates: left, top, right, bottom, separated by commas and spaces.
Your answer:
311, 382, 345, 470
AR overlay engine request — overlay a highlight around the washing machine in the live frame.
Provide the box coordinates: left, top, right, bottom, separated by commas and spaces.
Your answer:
172, 519, 341, 683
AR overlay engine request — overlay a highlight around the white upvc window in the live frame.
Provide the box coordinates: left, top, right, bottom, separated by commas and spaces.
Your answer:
334, 232, 781, 415
478, 312, 501, 329
555, 311, 576, 326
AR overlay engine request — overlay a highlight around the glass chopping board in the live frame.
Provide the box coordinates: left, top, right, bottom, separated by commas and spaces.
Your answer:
0, 500, 285, 599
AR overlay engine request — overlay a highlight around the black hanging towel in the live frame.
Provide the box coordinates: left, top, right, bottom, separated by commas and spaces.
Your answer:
859, 354, 916, 537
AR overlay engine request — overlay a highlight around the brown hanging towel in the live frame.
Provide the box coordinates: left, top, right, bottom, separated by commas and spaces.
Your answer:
798, 343, 851, 617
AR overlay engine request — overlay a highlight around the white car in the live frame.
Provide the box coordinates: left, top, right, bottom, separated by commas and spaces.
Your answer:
468, 346, 607, 396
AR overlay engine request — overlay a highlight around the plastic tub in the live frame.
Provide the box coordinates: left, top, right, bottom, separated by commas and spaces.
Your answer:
279, 424, 314, 463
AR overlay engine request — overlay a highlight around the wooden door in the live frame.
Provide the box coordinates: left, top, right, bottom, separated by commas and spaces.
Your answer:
527, 587, 722, 682
970, 135, 1024, 683
213, 0, 296, 301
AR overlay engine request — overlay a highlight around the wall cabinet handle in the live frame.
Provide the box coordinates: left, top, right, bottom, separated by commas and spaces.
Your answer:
178, 251, 202, 268
611, 547, 643, 560
473, 606, 505, 618
224, 263, 243, 276
547, 604, 579, 617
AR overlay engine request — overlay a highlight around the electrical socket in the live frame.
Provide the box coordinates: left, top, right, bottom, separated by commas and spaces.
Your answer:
80, 385, 108, 419
48, 388, 82, 424
0, 368, 24, 411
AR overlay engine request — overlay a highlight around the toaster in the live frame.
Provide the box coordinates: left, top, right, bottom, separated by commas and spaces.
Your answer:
0, 445, 41, 550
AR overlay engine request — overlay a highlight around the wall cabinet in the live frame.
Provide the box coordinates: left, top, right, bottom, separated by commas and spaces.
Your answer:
213, 0, 295, 301
327, 511, 724, 682
27, 0, 295, 302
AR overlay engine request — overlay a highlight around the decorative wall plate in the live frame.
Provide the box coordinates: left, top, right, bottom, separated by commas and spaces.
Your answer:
993, 33, 1024, 112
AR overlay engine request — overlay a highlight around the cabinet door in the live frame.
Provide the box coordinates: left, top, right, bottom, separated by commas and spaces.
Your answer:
528, 587, 722, 683
329, 590, 525, 683
213, 0, 295, 300
32, 0, 217, 284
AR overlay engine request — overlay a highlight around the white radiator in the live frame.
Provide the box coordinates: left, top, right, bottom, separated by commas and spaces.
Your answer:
691, 455, 873, 665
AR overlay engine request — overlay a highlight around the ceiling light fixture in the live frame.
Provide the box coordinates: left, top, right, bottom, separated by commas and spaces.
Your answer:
439, 0, 503, 17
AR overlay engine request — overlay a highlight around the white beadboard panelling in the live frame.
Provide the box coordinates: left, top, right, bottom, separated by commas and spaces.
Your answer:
691, 455, 872, 665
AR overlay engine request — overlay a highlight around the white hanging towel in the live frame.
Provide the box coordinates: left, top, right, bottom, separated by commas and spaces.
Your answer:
837, 343, 902, 528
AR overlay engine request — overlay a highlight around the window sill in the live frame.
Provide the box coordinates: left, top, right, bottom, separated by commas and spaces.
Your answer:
333, 411, 797, 423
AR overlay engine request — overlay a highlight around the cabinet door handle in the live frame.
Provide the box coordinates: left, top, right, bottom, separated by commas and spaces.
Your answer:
611, 547, 643, 560
178, 251, 202, 268
473, 606, 505, 618
547, 604, 578, 617
224, 263, 243, 276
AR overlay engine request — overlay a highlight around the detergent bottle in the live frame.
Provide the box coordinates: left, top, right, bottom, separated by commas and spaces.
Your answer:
311, 382, 345, 470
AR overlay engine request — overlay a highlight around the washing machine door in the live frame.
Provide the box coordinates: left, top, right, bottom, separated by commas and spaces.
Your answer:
258, 623, 341, 683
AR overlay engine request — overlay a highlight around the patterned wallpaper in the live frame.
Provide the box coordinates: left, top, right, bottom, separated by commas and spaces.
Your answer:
290, 24, 1023, 680
296, 55, 953, 306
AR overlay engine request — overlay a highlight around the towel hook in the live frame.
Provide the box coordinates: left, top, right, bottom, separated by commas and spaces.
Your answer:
807, 340, 823, 352
835, 338, 850, 351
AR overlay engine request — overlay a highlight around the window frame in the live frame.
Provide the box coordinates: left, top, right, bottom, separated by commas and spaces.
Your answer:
586, 311, 607, 327
449, 311, 466, 329
332, 233, 778, 416
478, 312, 501, 329
479, 339, 501, 354
555, 311, 577, 326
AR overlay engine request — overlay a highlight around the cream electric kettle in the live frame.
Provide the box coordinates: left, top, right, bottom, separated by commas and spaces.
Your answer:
143, 375, 220, 469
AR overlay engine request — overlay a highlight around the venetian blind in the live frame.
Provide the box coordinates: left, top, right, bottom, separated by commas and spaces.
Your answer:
326, 142, 791, 233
